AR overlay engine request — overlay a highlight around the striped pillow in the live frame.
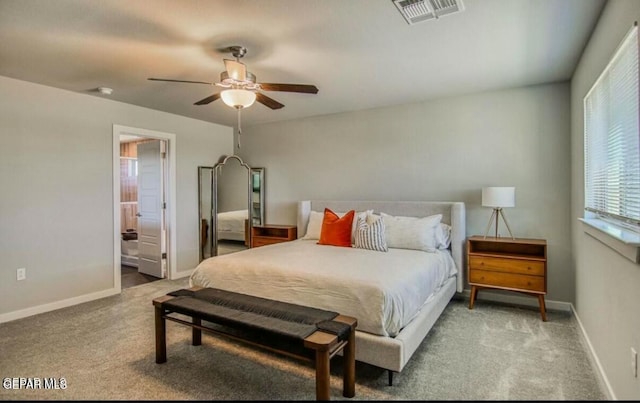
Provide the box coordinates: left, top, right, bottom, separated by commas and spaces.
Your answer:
354, 213, 388, 252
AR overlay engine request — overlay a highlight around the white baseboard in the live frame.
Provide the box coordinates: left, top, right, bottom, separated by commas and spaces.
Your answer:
456, 289, 615, 400
571, 304, 616, 400
0, 287, 120, 324
171, 269, 194, 280
2, 269, 190, 324
458, 289, 572, 312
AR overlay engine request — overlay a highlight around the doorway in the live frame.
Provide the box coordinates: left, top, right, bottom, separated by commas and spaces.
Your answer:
112, 125, 177, 291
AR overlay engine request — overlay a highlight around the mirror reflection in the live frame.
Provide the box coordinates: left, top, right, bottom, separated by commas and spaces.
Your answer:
198, 166, 214, 260
215, 156, 251, 256
198, 156, 266, 260
251, 168, 265, 226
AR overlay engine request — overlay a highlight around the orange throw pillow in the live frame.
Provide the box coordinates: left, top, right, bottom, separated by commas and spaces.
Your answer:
317, 208, 355, 247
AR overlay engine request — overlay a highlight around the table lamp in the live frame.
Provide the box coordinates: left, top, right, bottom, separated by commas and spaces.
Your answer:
482, 187, 515, 239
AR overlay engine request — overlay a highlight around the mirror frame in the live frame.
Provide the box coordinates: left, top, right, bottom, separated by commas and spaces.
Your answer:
250, 167, 265, 226
197, 166, 214, 262
212, 155, 253, 257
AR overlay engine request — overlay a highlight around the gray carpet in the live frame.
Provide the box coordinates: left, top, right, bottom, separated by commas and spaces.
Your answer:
0, 278, 606, 400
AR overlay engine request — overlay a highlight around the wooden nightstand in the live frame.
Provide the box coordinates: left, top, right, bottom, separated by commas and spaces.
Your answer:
251, 225, 297, 248
467, 236, 548, 321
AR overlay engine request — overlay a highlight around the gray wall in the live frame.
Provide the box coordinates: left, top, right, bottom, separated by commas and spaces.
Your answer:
571, 0, 640, 400
0, 76, 233, 317
240, 82, 572, 303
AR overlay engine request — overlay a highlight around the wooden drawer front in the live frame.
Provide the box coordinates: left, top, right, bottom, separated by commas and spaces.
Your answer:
469, 269, 545, 292
252, 238, 283, 247
469, 256, 544, 276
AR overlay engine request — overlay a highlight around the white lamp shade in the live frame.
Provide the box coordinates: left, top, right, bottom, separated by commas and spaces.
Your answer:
482, 187, 515, 208
221, 89, 256, 108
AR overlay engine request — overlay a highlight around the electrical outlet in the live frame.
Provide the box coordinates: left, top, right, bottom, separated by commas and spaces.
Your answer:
632, 348, 638, 378
17, 267, 26, 281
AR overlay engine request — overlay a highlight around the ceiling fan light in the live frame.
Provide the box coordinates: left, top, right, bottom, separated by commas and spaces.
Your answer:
221, 89, 256, 108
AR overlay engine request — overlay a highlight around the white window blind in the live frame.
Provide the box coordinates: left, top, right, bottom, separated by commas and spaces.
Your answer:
584, 23, 640, 227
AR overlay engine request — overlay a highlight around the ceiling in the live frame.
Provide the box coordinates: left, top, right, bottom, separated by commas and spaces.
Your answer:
0, 0, 606, 128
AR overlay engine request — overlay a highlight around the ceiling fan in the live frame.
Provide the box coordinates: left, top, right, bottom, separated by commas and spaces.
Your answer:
148, 45, 318, 111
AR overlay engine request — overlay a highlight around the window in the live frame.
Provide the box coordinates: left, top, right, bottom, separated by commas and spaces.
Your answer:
584, 23, 640, 230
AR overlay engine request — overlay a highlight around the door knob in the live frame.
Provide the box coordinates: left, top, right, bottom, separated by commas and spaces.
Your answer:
136, 213, 142, 217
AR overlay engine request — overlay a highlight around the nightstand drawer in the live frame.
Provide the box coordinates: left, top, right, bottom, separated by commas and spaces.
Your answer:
469, 269, 545, 292
469, 256, 544, 276
252, 237, 280, 247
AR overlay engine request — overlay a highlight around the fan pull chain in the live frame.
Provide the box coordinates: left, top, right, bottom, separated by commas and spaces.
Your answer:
237, 107, 242, 149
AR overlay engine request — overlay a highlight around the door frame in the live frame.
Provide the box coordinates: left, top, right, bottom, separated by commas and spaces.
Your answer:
112, 125, 177, 291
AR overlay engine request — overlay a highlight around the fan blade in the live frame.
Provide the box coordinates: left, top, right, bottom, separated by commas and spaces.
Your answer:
258, 83, 318, 94
223, 59, 247, 82
194, 93, 221, 105
148, 78, 213, 85
256, 92, 284, 110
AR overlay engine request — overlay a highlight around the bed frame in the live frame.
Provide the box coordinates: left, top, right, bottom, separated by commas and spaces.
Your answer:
216, 212, 248, 242
297, 200, 466, 382
216, 229, 245, 242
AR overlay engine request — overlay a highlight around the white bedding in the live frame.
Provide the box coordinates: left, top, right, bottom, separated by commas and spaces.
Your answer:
217, 209, 247, 236
189, 239, 457, 337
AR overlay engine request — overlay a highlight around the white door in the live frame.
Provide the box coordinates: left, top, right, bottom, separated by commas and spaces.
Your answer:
137, 140, 164, 278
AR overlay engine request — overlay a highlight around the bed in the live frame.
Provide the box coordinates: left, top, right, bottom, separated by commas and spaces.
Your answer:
216, 209, 248, 241
190, 200, 465, 380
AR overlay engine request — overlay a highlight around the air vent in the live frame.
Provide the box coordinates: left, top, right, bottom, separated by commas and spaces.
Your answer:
393, 0, 464, 25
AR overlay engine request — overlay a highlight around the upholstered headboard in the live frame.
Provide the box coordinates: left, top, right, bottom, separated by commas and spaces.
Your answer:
297, 200, 466, 293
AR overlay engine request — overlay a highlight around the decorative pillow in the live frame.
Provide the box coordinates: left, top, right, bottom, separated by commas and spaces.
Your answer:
354, 212, 388, 252
353, 209, 373, 243
380, 212, 443, 252
304, 209, 371, 243
302, 210, 325, 240
318, 208, 355, 247
436, 223, 452, 250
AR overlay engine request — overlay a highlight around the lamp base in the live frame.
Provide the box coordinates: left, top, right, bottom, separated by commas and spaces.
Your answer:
483, 208, 515, 239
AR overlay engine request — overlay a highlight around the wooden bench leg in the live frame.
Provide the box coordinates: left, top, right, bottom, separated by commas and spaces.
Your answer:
192, 317, 202, 346
343, 329, 355, 398
315, 349, 331, 401
155, 305, 167, 364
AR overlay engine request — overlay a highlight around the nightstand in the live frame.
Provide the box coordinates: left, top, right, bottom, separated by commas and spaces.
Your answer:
251, 225, 297, 248
467, 236, 548, 321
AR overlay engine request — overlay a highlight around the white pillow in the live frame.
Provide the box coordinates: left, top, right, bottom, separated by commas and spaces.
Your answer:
436, 223, 452, 250
302, 210, 325, 240
354, 212, 388, 252
380, 212, 442, 253
303, 209, 371, 243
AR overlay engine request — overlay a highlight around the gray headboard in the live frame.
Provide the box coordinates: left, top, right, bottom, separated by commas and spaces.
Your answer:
297, 200, 466, 293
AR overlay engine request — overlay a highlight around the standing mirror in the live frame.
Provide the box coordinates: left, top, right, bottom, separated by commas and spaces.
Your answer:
251, 168, 265, 226
198, 156, 266, 260
214, 155, 250, 256
198, 166, 214, 261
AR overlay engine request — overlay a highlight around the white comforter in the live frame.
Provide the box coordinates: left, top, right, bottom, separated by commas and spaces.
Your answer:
189, 239, 457, 337
217, 209, 248, 232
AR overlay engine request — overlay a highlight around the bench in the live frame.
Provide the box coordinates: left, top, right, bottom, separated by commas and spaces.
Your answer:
152, 286, 357, 400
